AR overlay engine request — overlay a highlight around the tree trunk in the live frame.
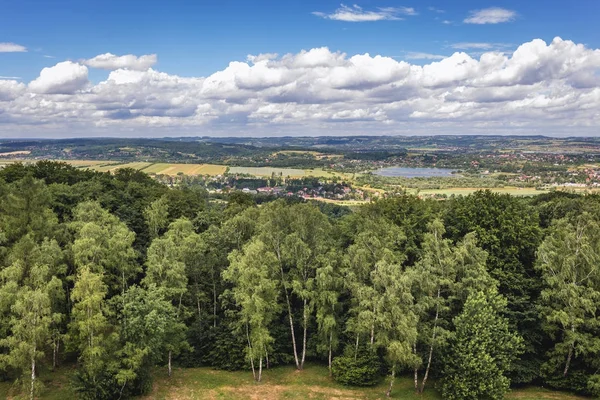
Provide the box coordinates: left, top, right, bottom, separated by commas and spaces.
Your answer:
564, 324, 576, 377
213, 280, 217, 328
53, 338, 59, 369
246, 324, 256, 381
265, 346, 270, 369
258, 357, 263, 382
168, 351, 172, 377
196, 294, 202, 323
328, 332, 333, 376
413, 342, 419, 392
300, 299, 308, 370
354, 333, 360, 361
279, 262, 300, 369
421, 287, 441, 393
370, 304, 376, 346
386, 365, 395, 398
30, 350, 36, 400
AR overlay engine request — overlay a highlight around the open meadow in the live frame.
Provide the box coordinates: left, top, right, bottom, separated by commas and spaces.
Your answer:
0, 364, 588, 400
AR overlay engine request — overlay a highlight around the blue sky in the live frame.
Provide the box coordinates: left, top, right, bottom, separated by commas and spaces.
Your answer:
2, 0, 599, 81
1, 1, 600, 137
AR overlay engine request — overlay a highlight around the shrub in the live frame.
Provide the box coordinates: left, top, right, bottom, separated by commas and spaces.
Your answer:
331, 349, 382, 386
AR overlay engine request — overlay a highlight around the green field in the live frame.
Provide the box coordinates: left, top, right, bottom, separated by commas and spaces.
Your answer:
228, 166, 308, 177
0, 364, 586, 400
415, 187, 548, 197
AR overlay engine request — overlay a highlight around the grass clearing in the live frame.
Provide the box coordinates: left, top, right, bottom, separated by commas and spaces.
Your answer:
0, 364, 587, 400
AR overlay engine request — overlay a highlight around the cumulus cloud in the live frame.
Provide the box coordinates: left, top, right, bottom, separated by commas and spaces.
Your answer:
28, 61, 89, 94
2, 37, 600, 136
313, 4, 416, 22
464, 7, 517, 24
0, 42, 27, 52
83, 53, 157, 71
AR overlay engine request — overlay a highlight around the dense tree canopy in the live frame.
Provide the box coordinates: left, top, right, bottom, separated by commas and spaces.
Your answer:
1, 163, 600, 399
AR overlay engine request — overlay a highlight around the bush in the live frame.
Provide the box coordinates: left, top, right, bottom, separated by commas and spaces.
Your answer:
71, 369, 120, 400
331, 349, 382, 386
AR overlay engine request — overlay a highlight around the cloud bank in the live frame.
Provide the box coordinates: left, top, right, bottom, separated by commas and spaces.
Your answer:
83, 53, 158, 71
1, 38, 600, 137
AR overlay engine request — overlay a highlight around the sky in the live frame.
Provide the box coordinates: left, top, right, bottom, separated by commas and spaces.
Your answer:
1, 0, 600, 138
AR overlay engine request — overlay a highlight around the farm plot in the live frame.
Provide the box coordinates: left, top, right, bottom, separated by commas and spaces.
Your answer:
228, 166, 307, 177
92, 162, 153, 172
142, 163, 227, 175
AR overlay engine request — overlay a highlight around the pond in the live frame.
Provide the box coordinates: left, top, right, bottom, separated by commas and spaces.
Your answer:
374, 167, 457, 178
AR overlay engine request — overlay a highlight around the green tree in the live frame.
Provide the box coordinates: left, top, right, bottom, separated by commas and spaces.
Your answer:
223, 239, 281, 381
143, 218, 192, 376
116, 285, 189, 396
536, 216, 600, 389
71, 201, 137, 297
314, 250, 344, 375
441, 290, 523, 400
144, 195, 169, 240
411, 219, 455, 393
0, 235, 64, 399
371, 260, 419, 397
68, 267, 116, 397
344, 216, 405, 356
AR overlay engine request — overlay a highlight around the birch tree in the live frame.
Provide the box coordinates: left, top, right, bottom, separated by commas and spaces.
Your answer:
71, 201, 137, 297
536, 216, 600, 382
412, 219, 456, 393
314, 250, 344, 375
371, 260, 419, 398
224, 239, 280, 381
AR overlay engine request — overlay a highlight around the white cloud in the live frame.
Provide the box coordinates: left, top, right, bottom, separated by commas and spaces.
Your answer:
0, 42, 27, 53
2, 37, 600, 136
452, 42, 494, 50
464, 7, 517, 24
0, 76, 21, 80
28, 61, 89, 94
428, 7, 445, 13
405, 52, 446, 60
83, 53, 157, 71
313, 4, 416, 22
0, 80, 26, 101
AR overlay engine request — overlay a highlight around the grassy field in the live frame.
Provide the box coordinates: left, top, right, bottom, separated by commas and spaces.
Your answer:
0, 364, 588, 400
228, 166, 308, 178
93, 162, 153, 172
141, 163, 227, 176
87, 162, 226, 176
414, 187, 548, 197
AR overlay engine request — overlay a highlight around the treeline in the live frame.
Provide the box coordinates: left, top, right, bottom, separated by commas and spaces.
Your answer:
0, 162, 600, 399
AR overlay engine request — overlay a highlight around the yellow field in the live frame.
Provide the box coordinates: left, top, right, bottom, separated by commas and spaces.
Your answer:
87, 162, 226, 176
0, 150, 31, 157
93, 162, 153, 172
142, 163, 227, 175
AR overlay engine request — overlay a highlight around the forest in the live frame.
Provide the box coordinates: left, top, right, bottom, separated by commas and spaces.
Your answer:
0, 161, 599, 399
